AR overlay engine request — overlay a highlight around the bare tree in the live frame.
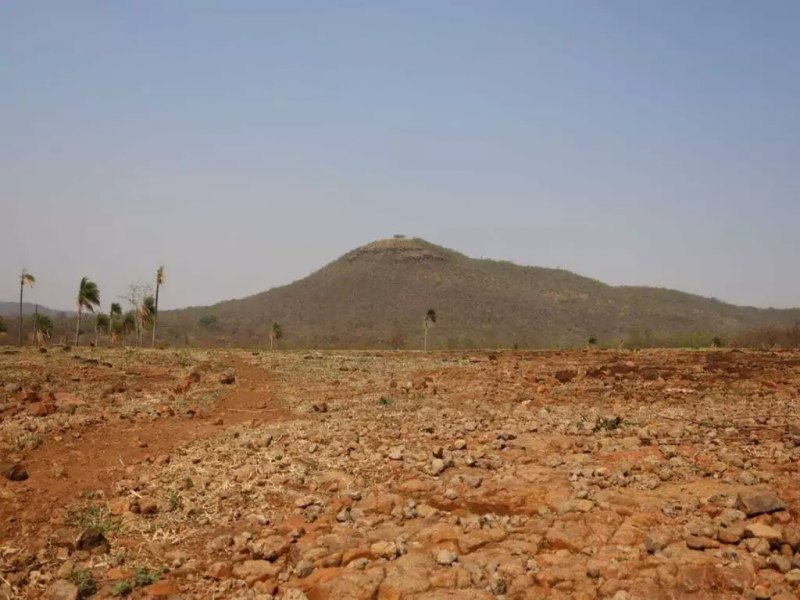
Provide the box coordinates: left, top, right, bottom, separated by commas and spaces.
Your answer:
120, 283, 153, 347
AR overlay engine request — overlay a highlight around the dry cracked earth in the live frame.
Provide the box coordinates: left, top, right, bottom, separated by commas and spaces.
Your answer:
1, 347, 800, 600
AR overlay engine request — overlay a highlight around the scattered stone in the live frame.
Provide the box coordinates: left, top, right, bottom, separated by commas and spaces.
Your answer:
686, 535, 719, 551
586, 560, 602, 578
232, 560, 280, 584
718, 522, 745, 544
295, 559, 314, 578
489, 576, 507, 595
336, 507, 352, 523
463, 474, 482, 488
753, 585, 771, 600
56, 561, 75, 579
645, 530, 670, 553
768, 554, 792, 574
370, 541, 399, 560
43, 580, 78, 600
435, 549, 457, 565
154, 403, 175, 417
744, 522, 782, 542
783, 524, 800, 549
295, 496, 317, 509
554, 369, 577, 383
139, 498, 159, 515
736, 490, 786, 516
75, 528, 109, 552
785, 569, 800, 584
559, 499, 594, 514
1, 463, 28, 481
206, 562, 233, 579
28, 401, 57, 417
718, 508, 747, 526
744, 537, 771, 556
142, 580, 180, 597
5, 346, 800, 599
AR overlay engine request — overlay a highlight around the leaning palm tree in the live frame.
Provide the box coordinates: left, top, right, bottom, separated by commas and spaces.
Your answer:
109, 303, 122, 345
18, 270, 36, 345
423, 308, 437, 351
75, 277, 101, 346
152, 266, 165, 348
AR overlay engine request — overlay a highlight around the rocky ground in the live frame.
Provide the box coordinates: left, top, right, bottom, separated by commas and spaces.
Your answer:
1, 346, 800, 599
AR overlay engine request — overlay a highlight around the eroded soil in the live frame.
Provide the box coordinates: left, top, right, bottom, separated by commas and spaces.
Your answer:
1, 347, 800, 600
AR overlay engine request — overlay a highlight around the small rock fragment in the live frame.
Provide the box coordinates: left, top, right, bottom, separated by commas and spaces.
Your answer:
1, 463, 28, 481
554, 369, 577, 383
43, 580, 78, 600
686, 535, 719, 551
295, 559, 314, 578
768, 554, 792, 574
370, 541, 398, 560
718, 523, 744, 544
76, 528, 109, 552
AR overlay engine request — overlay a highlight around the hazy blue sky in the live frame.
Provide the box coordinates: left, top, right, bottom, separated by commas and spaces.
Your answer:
3, 1, 799, 311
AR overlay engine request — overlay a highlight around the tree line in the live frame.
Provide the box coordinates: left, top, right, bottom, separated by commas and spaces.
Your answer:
15, 267, 166, 348
12, 267, 441, 351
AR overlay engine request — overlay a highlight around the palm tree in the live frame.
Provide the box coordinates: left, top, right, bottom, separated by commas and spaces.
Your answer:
109, 303, 122, 344
75, 277, 101, 345
18, 270, 36, 345
423, 308, 437, 352
152, 266, 165, 348
270, 322, 283, 350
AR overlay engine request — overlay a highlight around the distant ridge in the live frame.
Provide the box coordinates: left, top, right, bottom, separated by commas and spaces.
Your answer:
157, 237, 800, 348
159, 238, 800, 348
0, 302, 73, 318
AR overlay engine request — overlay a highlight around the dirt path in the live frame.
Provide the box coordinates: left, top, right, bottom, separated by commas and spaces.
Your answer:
0, 355, 289, 545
